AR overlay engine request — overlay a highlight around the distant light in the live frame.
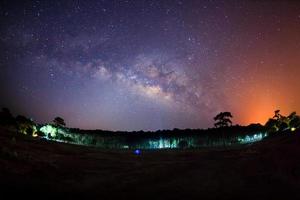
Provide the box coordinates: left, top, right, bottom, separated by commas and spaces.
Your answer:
134, 149, 141, 155
264, 133, 268, 137
32, 132, 38, 137
39, 124, 57, 138
291, 127, 296, 132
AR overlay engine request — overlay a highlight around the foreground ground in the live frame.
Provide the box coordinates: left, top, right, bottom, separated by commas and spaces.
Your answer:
1, 127, 300, 199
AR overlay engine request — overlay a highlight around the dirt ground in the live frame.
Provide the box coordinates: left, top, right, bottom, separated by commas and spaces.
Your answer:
1, 127, 300, 199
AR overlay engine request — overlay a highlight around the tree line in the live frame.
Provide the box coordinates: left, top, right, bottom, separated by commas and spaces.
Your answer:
0, 107, 66, 137
0, 107, 299, 139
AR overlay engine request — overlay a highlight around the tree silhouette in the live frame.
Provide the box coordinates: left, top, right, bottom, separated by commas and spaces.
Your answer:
270, 110, 286, 131
288, 112, 300, 131
290, 115, 300, 130
0, 107, 15, 125
273, 110, 282, 120
53, 117, 66, 127
287, 112, 297, 121
214, 112, 233, 128
266, 110, 300, 132
15, 115, 36, 135
265, 118, 279, 132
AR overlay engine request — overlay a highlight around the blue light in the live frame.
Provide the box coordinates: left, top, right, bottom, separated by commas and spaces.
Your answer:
134, 149, 141, 155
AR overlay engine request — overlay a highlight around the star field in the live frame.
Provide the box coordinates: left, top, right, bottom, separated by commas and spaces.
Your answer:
1, 0, 300, 130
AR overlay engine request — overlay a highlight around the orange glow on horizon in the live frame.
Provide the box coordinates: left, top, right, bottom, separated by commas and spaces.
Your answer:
229, 77, 297, 126
236, 96, 277, 125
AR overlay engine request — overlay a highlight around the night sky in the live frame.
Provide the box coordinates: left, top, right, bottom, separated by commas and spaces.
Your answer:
1, 0, 300, 131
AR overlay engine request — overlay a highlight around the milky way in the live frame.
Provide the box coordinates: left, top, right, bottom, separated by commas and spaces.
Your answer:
1, 0, 300, 131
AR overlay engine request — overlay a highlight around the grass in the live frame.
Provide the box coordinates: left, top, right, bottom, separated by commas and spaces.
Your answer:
0, 127, 300, 199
